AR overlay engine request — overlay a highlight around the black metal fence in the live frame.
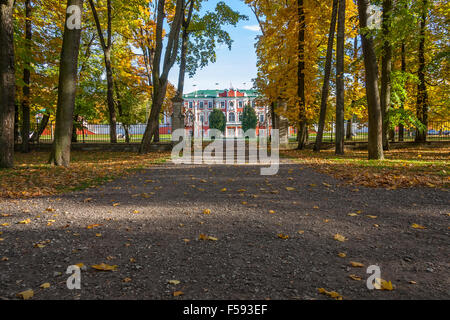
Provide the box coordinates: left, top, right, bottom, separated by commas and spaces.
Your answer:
20, 120, 450, 144
289, 121, 450, 143
36, 123, 172, 144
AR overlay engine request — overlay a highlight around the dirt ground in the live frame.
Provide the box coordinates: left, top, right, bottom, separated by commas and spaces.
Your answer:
0, 160, 449, 300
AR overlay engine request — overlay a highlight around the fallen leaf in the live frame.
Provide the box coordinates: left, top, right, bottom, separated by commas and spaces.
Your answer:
91, 263, 118, 271
349, 274, 362, 281
411, 223, 426, 229
203, 209, 211, 215
40, 282, 51, 289
350, 261, 365, 268
334, 234, 347, 242
168, 280, 181, 285
277, 233, 289, 240
173, 291, 184, 297
317, 288, 342, 300
285, 187, 295, 191
18, 219, 31, 224
338, 253, 347, 258
86, 224, 102, 229
17, 289, 34, 300
123, 278, 132, 283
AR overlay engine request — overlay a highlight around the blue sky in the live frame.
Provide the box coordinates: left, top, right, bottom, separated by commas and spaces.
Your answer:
167, 0, 261, 95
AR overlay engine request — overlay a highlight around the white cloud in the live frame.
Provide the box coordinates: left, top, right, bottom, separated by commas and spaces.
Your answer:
243, 25, 261, 32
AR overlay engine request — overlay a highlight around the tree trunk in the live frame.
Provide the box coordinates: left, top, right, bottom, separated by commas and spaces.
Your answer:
21, 0, 32, 153
381, 0, 393, 150
346, 118, 353, 140
30, 113, 50, 142
357, 0, 384, 160
297, 0, 307, 150
314, 0, 338, 152
49, 0, 83, 167
0, 0, 15, 168
140, 0, 184, 153
72, 115, 78, 143
88, 0, 117, 143
398, 42, 406, 141
335, 0, 345, 155
14, 100, 19, 143
415, 0, 428, 143
105, 49, 117, 143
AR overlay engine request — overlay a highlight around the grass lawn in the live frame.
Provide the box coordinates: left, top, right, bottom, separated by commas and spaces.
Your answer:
0, 151, 170, 199
282, 145, 449, 189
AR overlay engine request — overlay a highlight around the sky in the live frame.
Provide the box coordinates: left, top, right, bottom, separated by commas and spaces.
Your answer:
167, 0, 262, 95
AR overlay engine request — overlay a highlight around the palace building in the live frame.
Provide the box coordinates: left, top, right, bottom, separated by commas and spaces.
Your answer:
183, 88, 271, 138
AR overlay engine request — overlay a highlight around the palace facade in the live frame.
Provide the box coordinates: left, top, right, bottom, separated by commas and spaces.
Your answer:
182, 88, 271, 138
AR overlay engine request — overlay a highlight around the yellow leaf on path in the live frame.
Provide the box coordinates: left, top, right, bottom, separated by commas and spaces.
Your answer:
198, 234, 218, 241
112, 203, 120, 207
367, 215, 378, 219
75, 263, 84, 268
323, 183, 332, 188
40, 283, 51, 289
18, 219, 31, 224
349, 274, 362, 281
242, 201, 248, 205
92, 263, 118, 271
379, 279, 394, 291
95, 233, 102, 237
237, 189, 246, 193
84, 198, 93, 203
350, 261, 365, 268
409, 281, 417, 285
17, 289, 34, 300
334, 234, 347, 242
318, 288, 342, 300
168, 280, 180, 285
87, 224, 102, 229
298, 230, 304, 234
1, 223, 10, 226
173, 291, 184, 297
338, 253, 347, 258
313, 206, 319, 209
132, 210, 140, 214
411, 223, 426, 229
203, 209, 211, 215
277, 234, 289, 240
348, 213, 358, 217
269, 210, 276, 214
285, 187, 295, 191
220, 188, 227, 192
123, 278, 132, 283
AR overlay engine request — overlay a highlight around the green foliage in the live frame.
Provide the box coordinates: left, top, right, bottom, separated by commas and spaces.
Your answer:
209, 108, 226, 133
242, 104, 257, 133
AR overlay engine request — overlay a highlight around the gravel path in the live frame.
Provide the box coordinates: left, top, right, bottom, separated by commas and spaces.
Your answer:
0, 160, 449, 300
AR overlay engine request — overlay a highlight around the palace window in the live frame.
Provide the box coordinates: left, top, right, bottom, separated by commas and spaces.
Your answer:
189, 101, 193, 108
238, 101, 243, 108
259, 114, 265, 123
229, 113, 235, 122
221, 101, 225, 108
208, 101, 213, 109
200, 101, 204, 109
